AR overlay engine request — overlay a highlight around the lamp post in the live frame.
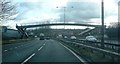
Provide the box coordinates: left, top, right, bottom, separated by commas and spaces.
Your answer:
56, 6, 66, 29
56, 6, 73, 29
63, 7, 66, 29
101, 0, 105, 49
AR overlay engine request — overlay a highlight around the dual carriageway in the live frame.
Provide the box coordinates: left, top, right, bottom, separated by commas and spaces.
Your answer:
2, 23, 120, 64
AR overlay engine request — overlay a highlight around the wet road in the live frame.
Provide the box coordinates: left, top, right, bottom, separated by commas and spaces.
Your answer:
2, 39, 84, 64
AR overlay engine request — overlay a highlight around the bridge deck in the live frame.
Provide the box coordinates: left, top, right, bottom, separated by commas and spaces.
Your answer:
16, 23, 101, 28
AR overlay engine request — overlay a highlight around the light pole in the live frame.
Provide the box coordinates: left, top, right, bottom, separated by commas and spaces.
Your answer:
101, 0, 104, 49
56, 6, 66, 29
56, 6, 73, 29
63, 7, 66, 29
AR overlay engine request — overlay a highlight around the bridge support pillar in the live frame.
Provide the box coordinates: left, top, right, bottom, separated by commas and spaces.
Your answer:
16, 25, 28, 39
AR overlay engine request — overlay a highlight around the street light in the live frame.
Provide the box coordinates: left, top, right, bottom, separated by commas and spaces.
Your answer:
101, 0, 105, 49
56, 6, 73, 29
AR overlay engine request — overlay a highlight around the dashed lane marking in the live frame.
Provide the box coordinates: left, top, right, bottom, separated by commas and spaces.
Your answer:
43, 43, 46, 46
21, 45, 44, 64
21, 53, 35, 64
38, 46, 43, 51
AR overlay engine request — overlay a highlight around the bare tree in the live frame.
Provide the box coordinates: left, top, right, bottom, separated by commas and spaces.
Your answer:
106, 22, 119, 40
0, 0, 18, 22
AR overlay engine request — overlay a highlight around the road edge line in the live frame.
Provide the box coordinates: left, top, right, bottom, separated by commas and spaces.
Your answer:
59, 42, 88, 64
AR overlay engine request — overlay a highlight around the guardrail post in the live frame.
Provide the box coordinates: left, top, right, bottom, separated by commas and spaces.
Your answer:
118, 47, 120, 62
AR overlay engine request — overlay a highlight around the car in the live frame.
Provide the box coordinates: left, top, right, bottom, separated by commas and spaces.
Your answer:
39, 36, 44, 40
85, 36, 97, 42
34, 36, 37, 38
70, 36, 76, 40
58, 34, 63, 38
39, 33, 45, 40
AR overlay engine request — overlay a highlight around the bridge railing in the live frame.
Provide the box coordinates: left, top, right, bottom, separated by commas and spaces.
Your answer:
20, 22, 65, 26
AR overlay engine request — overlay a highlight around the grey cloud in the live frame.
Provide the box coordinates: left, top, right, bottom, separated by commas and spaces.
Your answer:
16, 2, 42, 20
58, 2, 101, 23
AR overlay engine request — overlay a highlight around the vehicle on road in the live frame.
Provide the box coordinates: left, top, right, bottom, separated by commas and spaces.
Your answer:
39, 33, 45, 40
34, 36, 37, 38
57, 34, 63, 38
70, 36, 76, 40
85, 36, 97, 42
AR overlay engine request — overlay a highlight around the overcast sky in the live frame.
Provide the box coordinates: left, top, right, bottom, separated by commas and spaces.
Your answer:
3, 0, 119, 29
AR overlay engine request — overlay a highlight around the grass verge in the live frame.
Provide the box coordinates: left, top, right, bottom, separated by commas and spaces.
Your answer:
2, 38, 32, 45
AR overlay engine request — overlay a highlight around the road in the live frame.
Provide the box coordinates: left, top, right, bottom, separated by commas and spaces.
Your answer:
2, 38, 84, 63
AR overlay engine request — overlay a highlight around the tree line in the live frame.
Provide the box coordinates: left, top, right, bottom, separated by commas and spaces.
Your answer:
105, 22, 119, 40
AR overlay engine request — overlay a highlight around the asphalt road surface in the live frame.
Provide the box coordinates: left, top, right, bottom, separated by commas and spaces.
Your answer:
2, 38, 84, 63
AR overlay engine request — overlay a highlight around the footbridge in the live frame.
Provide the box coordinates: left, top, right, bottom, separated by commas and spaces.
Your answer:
16, 23, 102, 38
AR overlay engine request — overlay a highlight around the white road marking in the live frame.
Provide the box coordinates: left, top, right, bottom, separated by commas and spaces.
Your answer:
38, 46, 43, 51
21, 53, 35, 64
21, 42, 45, 64
60, 43, 88, 64
43, 43, 46, 46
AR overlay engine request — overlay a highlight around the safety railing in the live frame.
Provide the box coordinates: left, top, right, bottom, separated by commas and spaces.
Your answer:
56, 38, 120, 62
65, 38, 120, 53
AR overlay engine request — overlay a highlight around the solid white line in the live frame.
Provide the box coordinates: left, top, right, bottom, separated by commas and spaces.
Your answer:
21, 53, 35, 64
60, 43, 88, 64
38, 46, 43, 51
